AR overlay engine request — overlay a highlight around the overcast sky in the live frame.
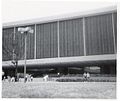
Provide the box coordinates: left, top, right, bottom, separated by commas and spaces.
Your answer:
2, 0, 117, 23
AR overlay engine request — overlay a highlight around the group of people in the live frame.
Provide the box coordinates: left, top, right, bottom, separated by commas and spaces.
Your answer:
3, 76, 17, 82
2, 75, 33, 83
3, 72, 91, 82
83, 72, 90, 81
24, 75, 33, 83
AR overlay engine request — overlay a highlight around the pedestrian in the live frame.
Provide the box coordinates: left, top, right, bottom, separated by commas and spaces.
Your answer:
83, 72, 87, 81
86, 72, 90, 81
57, 72, 60, 77
11, 77, 15, 82
28, 75, 31, 82
43, 75, 48, 82
43, 75, 46, 81
7, 76, 11, 82
24, 75, 27, 83
2, 71, 5, 80
3, 76, 6, 81
30, 76, 33, 82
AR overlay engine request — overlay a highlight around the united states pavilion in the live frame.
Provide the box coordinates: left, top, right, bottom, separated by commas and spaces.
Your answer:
2, 7, 117, 77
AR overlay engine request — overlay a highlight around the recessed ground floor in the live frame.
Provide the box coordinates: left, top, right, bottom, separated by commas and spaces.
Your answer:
2, 63, 116, 78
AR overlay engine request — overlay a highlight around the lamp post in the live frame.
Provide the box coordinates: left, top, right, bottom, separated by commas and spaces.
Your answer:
12, 32, 18, 82
18, 27, 33, 82
12, 50, 18, 82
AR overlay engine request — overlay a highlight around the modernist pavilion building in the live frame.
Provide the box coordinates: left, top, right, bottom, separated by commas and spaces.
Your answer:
2, 6, 117, 77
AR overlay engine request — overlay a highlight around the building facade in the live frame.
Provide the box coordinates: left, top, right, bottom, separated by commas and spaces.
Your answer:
2, 7, 117, 76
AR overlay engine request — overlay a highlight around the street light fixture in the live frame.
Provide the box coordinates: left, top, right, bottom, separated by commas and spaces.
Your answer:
11, 31, 18, 82
18, 27, 33, 82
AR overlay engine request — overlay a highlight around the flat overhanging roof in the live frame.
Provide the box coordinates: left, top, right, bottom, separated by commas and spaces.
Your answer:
3, 6, 117, 28
2, 54, 116, 69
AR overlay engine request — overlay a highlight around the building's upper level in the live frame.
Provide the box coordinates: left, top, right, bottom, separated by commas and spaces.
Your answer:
2, 6, 117, 61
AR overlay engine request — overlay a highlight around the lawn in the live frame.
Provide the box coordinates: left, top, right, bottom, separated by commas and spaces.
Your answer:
2, 81, 116, 98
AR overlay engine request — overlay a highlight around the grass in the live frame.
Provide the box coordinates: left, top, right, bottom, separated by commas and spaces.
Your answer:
2, 81, 116, 98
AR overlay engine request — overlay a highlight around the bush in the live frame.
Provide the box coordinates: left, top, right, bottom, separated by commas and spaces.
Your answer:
56, 77, 116, 82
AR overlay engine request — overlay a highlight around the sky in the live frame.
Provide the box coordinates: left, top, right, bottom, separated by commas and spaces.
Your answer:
2, 0, 117, 23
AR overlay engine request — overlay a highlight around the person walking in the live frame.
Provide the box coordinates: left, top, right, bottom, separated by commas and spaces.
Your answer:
24, 75, 28, 83
83, 72, 87, 81
86, 72, 90, 81
30, 76, 33, 82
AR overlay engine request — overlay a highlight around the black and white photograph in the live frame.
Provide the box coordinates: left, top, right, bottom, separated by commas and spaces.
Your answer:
1, 0, 119, 99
